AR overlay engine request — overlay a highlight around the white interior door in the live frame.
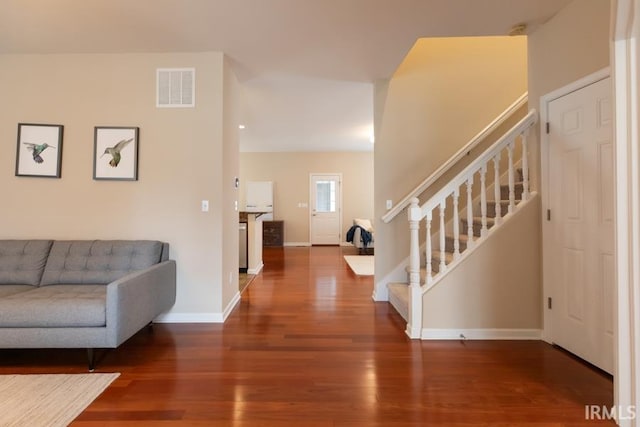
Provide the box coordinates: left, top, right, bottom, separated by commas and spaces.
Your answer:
310, 174, 341, 245
548, 77, 614, 373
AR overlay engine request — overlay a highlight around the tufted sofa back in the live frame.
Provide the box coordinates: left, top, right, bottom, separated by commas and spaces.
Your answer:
40, 240, 164, 286
0, 240, 53, 286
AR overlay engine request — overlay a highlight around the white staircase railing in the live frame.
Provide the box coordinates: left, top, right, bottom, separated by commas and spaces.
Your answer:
405, 109, 538, 339
382, 93, 528, 224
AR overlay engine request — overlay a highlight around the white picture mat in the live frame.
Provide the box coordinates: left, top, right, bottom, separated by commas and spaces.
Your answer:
17, 125, 61, 176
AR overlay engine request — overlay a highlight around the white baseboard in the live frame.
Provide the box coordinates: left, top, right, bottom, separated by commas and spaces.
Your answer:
154, 312, 224, 323
283, 242, 311, 247
247, 262, 263, 274
222, 291, 241, 320
421, 328, 542, 340
371, 287, 389, 301
154, 292, 242, 324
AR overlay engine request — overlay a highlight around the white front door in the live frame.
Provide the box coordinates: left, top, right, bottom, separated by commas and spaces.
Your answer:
310, 174, 342, 245
548, 77, 614, 373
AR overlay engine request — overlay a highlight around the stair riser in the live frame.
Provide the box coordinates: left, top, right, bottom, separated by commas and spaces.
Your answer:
445, 237, 467, 253
461, 220, 494, 237
486, 201, 511, 218
500, 183, 523, 200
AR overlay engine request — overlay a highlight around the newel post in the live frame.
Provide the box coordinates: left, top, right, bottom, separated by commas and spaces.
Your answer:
407, 197, 422, 339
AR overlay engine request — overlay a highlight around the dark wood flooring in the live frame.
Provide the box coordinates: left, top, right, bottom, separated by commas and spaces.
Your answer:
0, 246, 614, 426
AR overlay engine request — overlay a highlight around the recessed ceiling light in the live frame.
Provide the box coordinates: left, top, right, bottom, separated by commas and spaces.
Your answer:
238, 124, 246, 130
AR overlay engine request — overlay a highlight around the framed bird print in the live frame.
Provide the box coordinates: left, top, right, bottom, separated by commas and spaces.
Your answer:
93, 126, 139, 181
15, 123, 64, 178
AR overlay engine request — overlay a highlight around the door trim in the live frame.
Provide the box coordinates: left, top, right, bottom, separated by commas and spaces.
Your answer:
613, 1, 640, 418
309, 173, 343, 245
540, 67, 611, 344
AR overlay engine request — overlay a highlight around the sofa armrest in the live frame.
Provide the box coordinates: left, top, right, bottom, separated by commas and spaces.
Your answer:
352, 227, 374, 249
105, 260, 176, 347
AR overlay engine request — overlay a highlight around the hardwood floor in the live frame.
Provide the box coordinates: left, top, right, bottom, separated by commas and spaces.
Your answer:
0, 246, 614, 426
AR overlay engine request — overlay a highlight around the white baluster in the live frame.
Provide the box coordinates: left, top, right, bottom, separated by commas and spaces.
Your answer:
466, 177, 474, 248
493, 153, 502, 225
453, 188, 460, 259
425, 211, 433, 283
407, 198, 421, 339
480, 164, 488, 237
508, 142, 515, 213
521, 128, 530, 201
439, 201, 446, 272
408, 198, 421, 288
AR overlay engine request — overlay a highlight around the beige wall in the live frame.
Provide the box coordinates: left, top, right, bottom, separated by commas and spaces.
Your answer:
374, 36, 528, 296
423, 196, 541, 329
527, 0, 611, 190
525, 0, 611, 334
528, 0, 611, 106
222, 56, 242, 310
0, 52, 238, 320
239, 152, 373, 244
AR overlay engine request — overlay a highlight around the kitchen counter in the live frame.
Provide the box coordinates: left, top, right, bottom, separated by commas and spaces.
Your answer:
239, 212, 267, 274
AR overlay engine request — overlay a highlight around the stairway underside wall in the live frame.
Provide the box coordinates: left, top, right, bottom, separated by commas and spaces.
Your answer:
422, 195, 542, 334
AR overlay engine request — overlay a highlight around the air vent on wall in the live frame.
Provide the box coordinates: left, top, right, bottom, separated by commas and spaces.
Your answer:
156, 68, 195, 108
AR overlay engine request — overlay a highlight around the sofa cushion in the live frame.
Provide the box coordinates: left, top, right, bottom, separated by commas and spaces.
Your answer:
0, 285, 106, 327
41, 240, 163, 286
0, 285, 35, 298
0, 240, 53, 286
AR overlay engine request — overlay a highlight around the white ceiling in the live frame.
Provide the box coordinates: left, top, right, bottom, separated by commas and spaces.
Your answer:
0, 0, 573, 152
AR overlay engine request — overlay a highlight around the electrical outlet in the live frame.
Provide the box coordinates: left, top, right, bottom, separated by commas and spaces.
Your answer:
201, 200, 209, 212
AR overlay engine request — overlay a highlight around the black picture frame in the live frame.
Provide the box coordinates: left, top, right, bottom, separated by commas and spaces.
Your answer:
93, 126, 139, 181
15, 123, 64, 178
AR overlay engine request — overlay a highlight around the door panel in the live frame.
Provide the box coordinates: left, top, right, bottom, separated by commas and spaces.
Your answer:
310, 174, 341, 245
549, 77, 613, 374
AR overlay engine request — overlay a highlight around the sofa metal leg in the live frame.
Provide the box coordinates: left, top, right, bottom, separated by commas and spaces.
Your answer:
87, 348, 95, 372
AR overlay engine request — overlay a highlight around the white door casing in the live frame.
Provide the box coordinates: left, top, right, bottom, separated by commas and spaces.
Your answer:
613, 0, 640, 419
309, 173, 342, 245
544, 74, 614, 374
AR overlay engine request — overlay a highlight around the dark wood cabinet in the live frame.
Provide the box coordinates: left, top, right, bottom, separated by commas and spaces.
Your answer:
263, 220, 284, 247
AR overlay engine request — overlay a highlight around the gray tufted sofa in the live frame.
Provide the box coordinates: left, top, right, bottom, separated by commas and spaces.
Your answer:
0, 239, 176, 370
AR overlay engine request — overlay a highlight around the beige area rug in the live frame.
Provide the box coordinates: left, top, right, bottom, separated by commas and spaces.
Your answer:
344, 255, 374, 276
0, 373, 119, 427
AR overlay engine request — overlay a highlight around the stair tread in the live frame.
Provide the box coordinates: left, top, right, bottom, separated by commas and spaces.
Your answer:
431, 251, 454, 263
387, 282, 409, 320
462, 216, 496, 224
445, 234, 470, 242
388, 282, 409, 291
489, 199, 521, 204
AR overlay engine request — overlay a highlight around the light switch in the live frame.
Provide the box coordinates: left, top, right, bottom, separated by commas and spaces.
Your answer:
386, 200, 393, 209
201, 200, 209, 212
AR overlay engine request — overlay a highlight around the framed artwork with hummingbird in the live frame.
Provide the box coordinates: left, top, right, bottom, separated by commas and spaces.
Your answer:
93, 126, 139, 181
15, 123, 64, 178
